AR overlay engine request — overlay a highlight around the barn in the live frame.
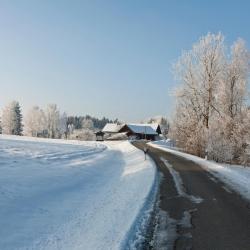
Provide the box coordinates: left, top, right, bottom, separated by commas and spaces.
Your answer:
99, 122, 161, 141
102, 123, 123, 138
147, 123, 162, 135
119, 124, 158, 140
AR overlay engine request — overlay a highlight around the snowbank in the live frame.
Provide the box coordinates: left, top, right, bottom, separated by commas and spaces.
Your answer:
149, 140, 250, 201
0, 135, 156, 250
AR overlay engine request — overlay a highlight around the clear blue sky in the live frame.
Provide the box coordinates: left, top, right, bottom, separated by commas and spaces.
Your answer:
0, 0, 249, 122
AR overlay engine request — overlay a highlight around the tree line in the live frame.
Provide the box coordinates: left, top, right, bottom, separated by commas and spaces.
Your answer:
0, 101, 118, 140
171, 33, 250, 165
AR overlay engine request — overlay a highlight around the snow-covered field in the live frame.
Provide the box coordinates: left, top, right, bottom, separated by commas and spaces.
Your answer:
0, 135, 157, 250
149, 140, 250, 201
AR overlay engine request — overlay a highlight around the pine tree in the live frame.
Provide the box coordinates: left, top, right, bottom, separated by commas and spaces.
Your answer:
2, 101, 23, 135
14, 102, 23, 135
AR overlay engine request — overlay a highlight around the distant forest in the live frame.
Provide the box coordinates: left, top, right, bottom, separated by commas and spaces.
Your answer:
67, 115, 120, 130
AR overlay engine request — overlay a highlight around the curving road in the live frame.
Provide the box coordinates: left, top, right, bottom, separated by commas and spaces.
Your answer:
133, 141, 250, 250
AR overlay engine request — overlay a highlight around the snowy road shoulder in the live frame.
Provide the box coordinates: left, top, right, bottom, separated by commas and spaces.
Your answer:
0, 136, 157, 250
149, 141, 250, 201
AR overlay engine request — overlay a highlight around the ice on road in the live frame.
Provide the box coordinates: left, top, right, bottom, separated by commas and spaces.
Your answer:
0, 136, 156, 250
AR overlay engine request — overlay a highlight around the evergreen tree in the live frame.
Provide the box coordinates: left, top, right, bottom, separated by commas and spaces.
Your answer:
2, 101, 23, 135
14, 102, 23, 135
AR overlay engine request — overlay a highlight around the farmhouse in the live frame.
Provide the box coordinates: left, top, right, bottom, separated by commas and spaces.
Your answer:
96, 123, 161, 140
98, 122, 161, 141
140, 123, 161, 135
119, 124, 158, 140
101, 123, 123, 140
102, 123, 122, 134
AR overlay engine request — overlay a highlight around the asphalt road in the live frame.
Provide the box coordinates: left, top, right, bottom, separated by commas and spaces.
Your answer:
133, 141, 250, 250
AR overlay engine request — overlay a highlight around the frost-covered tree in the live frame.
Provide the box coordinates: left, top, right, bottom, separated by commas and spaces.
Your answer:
45, 104, 60, 139
44, 104, 68, 139
24, 104, 67, 139
171, 98, 208, 156
82, 118, 94, 130
24, 106, 46, 137
79, 118, 95, 140
173, 33, 225, 156
172, 33, 250, 164
58, 112, 68, 138
0, 117, 2, 134
210, 38, 250, 162
67, 123, 75, 137
207, 115, 234, 162
81, 129, 95, 141
2, 101, 23, 135
221, 39, 249, 119
175, 33, 225, 128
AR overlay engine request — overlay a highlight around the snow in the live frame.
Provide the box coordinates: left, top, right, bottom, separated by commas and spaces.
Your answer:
152, 210, 177, 250
160, 157, 203, 204
102, 123, 122, 133
148, 123, 160, 132
106, 132, 128, 141
133, 123, 159, 133
0, 135, 157, 250
149, 140, 250, 201
127, 124, 158, 135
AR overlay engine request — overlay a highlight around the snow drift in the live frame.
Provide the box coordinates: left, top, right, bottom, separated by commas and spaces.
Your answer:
0, 135, 156, 250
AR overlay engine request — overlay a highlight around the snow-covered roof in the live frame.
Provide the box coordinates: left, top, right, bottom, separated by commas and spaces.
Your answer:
139, 123, 159, 132
102, 123, 122, 133
127, 124, 158, 135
